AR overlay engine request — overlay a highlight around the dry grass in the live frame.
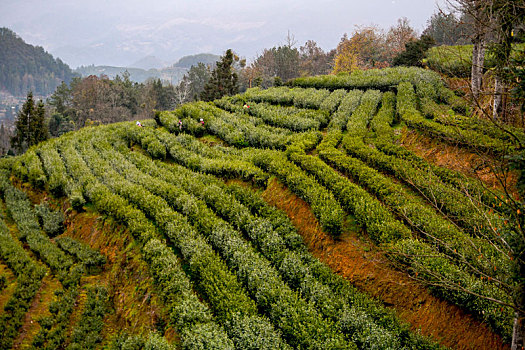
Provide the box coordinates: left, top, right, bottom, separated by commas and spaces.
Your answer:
0, 261, 16, 312
12, 275, 61, 350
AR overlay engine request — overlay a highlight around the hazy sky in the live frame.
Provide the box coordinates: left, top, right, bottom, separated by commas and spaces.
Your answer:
0, 0, 445, 68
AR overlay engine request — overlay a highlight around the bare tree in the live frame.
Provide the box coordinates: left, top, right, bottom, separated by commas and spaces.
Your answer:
446, 0, 491, 100
174, 77, 190, 106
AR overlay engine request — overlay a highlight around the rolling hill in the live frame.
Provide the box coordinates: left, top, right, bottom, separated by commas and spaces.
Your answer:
0, 66, 521, 349
0, 28, 78, 98
75, 53, 221, 84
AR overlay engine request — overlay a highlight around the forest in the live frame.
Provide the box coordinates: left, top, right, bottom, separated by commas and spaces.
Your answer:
0, 28, 78, 98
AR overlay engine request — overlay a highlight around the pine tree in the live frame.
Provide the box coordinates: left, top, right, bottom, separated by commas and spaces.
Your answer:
200, 49, 238, 101
30, 100, 49, 146
11, 91, 49, 154
11, 91, 34, 153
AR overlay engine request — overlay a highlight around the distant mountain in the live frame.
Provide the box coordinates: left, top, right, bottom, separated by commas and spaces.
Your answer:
75, 53, 220, 84
173, 53, 220, 68
129, 55, 168, 70
74, 65, 187, 84
0, 27, 78, 97
76, 65, 161, 83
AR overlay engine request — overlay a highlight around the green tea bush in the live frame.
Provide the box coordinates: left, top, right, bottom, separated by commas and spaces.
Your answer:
55, 237, 106, 273
35, 202, 65, 237
0, 217, 45, 350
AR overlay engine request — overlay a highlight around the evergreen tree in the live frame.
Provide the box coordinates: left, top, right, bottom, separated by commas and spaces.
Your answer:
392, 35, 435, 67
30, 100, 49, 145
200, 49, 238, 101
11, 91, 49, 153
11, 91, 34, 153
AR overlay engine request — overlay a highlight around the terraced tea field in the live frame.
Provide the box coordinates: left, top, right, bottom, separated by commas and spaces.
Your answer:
0, 67, 521, 349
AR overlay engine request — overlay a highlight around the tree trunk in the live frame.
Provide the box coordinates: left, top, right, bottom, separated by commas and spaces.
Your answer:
512, 248, 525, 350
471, 38, 485, 101
493, 75, 503, 120
511, 311, 524, 350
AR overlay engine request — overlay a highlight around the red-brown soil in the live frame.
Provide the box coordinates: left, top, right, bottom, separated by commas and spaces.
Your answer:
400, 128, 518, 196
12, 183, 176, 346
263, 178, 509, 350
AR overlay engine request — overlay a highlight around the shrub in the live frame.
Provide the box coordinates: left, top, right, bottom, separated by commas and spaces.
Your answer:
35, 202, 64, 237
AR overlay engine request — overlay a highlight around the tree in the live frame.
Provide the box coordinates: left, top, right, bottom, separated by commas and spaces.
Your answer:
0, 124, 12, 156
272, 45, 300, 81
173, 76, 191, 106
48, 81, 73, 117
460, 1, 492, 101
386, 17, 418, 62
149, 79, 174, 110
48, 112, 75, 137
30, 100, 49, 146
422, 11, 472, 45
299, 40, 334, 76
488, 0, 524, 121
333, 27, 389, 74
11, 91, 49, 153
185, 62, 212, 101
11, 91, 33, 152
409, 2, 525, 347
392, 35, 435, 67
200, 49, 239, 101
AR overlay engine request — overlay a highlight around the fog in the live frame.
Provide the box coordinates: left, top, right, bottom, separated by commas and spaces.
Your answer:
0, 0, 443, 68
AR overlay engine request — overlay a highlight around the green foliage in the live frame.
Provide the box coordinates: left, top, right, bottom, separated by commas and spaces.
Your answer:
0, 275, 5, 291
345, 89, 382, 137
106, 150, 352, 349
0, 176, 73, 276
319, 133, 513, 337
328, 90, 364, 131
162, 101, 301, 150
369, 91, 396, 143
425, 43, 525, 77
112, 332, 180, 350
0, 27, 77, 97
201, 49, 239, 101
215, 97, 325, 132
289, 66, 444, 91
392, 35, 435, 67
80, 138, 292, 349
21, 149, 47, 188
0, 216, 46, 350
6, 65, 522, 346
67, 286, 109, 350
34, 202, 65, 237
32, 288, 78, 349
397, 82, 506, 154
319, 89, 347, 113
11, 92, 50, 153
55, 237, 106, 273
155, 130, 268, 186
118, 148, 439, 349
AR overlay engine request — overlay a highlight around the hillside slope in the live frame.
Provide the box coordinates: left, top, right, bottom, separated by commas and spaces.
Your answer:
0, 28, 78, 97
0, 66, 521, 349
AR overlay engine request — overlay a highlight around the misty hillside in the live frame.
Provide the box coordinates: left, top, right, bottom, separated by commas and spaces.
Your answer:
129, 56, 168, 70
0, 28, 78, 98
0, 67, 520, 349
172, 53, 221, 68
75, 53, 220, 83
